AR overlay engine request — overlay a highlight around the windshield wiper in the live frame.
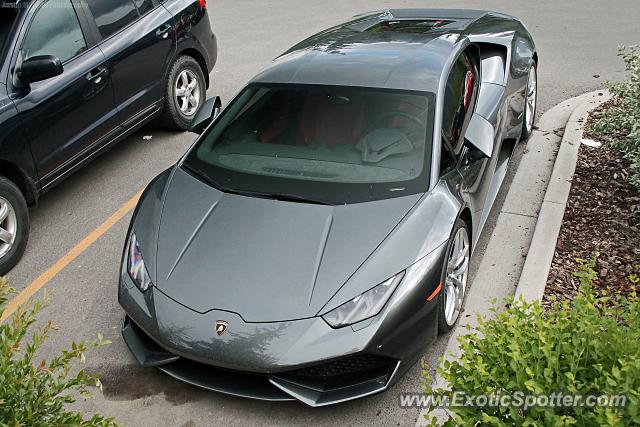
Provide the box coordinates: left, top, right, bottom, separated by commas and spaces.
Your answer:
182, 163, 223, 190
223, 188, 330, 205
182, 164, 330, 205
268, 192, 331, 205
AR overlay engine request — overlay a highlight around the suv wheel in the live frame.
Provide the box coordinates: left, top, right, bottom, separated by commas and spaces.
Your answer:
0, 177, 29, 276
160, 55, 207, 131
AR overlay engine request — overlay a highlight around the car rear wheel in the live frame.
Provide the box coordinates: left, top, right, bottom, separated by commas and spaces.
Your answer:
160, 55, 207, 131
437, 219, 470, 333
521, 62, 538, 141
0, 177, 29, 276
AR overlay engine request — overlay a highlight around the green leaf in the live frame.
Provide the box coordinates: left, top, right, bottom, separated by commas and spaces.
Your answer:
0, 277, 120, 426
421, 252, 640, 425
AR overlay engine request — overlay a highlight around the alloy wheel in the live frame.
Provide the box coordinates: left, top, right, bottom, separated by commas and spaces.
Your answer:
444, 227, 470, 326
175, 69, 201, 116
0, 196, 17, 259
525, 66, 538, 134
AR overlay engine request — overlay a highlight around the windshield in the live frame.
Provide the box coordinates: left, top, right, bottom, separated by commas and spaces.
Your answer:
0, 10, 16, 58
184, 84, 435, 205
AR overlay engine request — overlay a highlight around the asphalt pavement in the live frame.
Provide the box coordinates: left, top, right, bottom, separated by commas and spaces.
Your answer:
4, 1, 640, 426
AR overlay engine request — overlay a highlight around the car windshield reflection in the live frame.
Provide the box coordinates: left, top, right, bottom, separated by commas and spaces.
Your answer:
184, 84, 435, 205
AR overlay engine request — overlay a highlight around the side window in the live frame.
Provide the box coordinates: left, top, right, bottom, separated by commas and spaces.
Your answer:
85, 0, 139, 39
439, 141, 457, 174
442, 53, 477, 155
21, 0, 87, 63
134, 0, 156, 16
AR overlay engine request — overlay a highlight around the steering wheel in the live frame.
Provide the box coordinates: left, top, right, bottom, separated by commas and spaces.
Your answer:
379, 111, 425, 128
377, 111, 427, 144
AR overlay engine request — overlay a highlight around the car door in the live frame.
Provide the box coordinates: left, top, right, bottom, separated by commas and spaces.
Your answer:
82, 0, 176, 127
11, 0, 119, 189
442, 51, 492, 232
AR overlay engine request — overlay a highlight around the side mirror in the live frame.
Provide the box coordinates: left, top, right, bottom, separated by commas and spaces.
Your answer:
463, 144, 488, 164
463, 113, 494, 158
17, 55, 63, 85
190, 96, 222, 134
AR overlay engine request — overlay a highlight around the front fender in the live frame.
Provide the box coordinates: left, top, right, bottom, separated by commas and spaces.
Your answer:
320, 181, 463, 314
123, 167, 174, 285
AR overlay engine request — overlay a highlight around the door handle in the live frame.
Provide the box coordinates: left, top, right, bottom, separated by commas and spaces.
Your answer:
156, 24, 172, 39
86, 67, 107, 84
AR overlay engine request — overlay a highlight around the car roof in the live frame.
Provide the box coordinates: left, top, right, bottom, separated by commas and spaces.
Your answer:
251, 9, 503, 93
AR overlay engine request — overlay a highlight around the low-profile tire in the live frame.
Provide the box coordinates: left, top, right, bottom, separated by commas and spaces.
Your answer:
437, 219, 471, 334
160, 55, 207, 131
0, 177, 29, 276
520, 61, 538, 141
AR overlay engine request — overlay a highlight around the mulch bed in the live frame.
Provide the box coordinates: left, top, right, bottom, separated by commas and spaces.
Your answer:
544, 100, 640, 305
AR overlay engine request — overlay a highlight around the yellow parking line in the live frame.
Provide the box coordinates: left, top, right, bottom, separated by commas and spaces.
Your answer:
0, 190, 143, 323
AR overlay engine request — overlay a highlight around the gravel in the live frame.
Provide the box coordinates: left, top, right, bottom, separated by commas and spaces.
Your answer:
545, 101, 640, 305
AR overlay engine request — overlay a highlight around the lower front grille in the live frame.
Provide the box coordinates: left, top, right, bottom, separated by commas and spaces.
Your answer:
275, 354, 398, 392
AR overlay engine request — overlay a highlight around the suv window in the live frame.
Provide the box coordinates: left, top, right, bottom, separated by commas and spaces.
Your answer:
86, 0, 139, 39
0, 11, 17, 56
21, 0, 87, 63
134, 0, 156, 16
442, 53, 477, 154
439, 141, 457, 174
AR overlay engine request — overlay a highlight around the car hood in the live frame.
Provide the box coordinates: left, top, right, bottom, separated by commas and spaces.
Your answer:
153, 167, 422, 322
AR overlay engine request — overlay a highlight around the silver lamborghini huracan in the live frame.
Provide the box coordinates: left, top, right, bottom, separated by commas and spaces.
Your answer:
119, 8, 538, 406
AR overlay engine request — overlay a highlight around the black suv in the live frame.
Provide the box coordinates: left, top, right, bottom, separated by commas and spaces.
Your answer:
0, 0, 217, 274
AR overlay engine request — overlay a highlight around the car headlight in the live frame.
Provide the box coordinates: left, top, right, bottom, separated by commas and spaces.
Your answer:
322, 272, 405, 328
127, 232, 152, 292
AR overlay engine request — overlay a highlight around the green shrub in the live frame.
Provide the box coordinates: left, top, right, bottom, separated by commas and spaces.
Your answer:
588, 45, 640, 190
422, 263, 640, 426
0, 277, 119, 427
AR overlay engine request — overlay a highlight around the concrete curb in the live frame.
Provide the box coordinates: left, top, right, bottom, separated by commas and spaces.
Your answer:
415, 90, 610, 426
514, 90, 612, 303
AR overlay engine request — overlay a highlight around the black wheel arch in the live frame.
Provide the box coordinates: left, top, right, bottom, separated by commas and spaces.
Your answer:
457, 206, 474, 249
179, 48, 209, 89
0, 160, 37, 206
173, 42, 212, 89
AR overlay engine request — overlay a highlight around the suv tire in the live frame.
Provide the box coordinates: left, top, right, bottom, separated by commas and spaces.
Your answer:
0, 177, 29, 276
160, 55, 207, 131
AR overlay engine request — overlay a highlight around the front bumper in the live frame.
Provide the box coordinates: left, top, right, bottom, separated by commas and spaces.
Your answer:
122, 315, 401, 406
118, 244, 445, 406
